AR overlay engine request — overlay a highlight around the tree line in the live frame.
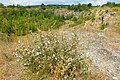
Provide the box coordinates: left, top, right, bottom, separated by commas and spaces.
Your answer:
1, 2, 120, 8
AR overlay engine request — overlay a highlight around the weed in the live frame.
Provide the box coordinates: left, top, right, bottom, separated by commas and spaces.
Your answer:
100, 23, 108, 30
15, 32, 91, 80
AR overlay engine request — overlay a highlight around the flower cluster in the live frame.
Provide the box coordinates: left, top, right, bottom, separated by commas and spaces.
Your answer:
15, 32, 90, 80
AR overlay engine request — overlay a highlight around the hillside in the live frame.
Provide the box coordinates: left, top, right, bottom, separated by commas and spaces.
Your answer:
0, 4, 120, 80
55, 7, 120, 80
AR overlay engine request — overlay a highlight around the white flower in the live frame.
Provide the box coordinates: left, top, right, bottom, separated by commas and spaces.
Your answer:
73, 78, 76, 80
83, 68, 86, 70
27, 52, 30, 54
37, 46, 40, 49
24, 49, 28, 51
47, 41, 50, 44
68, 58, 72, 62
36, 52, 39, 55
112, 77, 118, 80
53, 54, 55, 57
64, 76, 67, 79
72, 33, 74, 36
61, 56, 64, 60
23, 63, 27, 66
55, 57, 57, 60
41, 35, 44, 38
31, 49, 35, 53
15, 53, 18, 57
68, 62, 71, 65
18, 40, 21, 43
40, 52, 42, 54
36, 52, 42, 55
43, 53, 45, 56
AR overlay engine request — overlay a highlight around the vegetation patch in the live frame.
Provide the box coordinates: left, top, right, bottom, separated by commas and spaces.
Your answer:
14, 32, 91, 79
100, 23, 109, 30
0, 9, 64, 36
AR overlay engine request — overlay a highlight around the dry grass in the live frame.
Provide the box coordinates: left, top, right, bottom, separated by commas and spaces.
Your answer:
0, 42, 18, 80
0, 34, 33, 80
0, 32, 108, 80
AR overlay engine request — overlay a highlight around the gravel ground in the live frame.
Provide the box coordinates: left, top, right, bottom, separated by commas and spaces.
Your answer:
62, 28, 120, 80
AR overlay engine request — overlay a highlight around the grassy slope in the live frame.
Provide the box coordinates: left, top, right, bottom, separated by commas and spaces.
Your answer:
0, 6, 120, 80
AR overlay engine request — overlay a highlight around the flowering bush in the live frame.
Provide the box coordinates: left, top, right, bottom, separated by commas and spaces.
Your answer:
15, 32, 91, 80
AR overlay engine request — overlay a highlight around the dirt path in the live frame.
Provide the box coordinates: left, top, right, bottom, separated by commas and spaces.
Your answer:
61, 27, 120, 80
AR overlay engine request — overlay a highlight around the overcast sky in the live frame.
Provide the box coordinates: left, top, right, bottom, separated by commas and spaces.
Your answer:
0, 0, 120, 6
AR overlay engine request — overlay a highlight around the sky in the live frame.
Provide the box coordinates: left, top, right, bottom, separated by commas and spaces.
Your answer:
0, 0, 120, 6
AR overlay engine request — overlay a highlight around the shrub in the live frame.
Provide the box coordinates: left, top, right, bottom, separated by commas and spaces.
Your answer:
14, 32, 91, 80
73, 14, 95, 25
0, 9, 64, 36
0, 33, 13, 42
100, 23, 108, 30
67, 3, 91, 12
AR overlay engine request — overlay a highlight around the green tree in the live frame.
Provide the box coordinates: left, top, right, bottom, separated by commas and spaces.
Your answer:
41, 3, 45, 10
0, 3, 4, 7
103, 2, 116, 7
88, 3, 92, 7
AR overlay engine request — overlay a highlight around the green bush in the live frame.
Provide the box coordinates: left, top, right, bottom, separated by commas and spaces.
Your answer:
15, 32, 91, 80
100, 23, 108, 30
67, 3, 91, 12
0, 9, 63, 36
73, 14, 95, 25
